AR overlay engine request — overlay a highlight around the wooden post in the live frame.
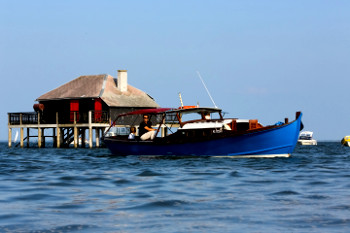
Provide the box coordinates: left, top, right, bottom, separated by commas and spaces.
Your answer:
60, 128, 64, 147
74, 127, 78, 148
20, 113, 24, 148
38, 112, 42, 148
56, 112, 60, 148
74, 112, 78, 148
88, 111, 93, 148
20, 127, 24, 148
27, 128, 30, 148
95, 128, 100, 148
8, 128, 12, 148
38, 128, 42, 148
56, 128, 61, 148
8, 113, 12, 148
52, 128, 56, 148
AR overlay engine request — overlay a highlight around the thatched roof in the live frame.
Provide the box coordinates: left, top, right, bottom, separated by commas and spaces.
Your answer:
36, 74, 159, 108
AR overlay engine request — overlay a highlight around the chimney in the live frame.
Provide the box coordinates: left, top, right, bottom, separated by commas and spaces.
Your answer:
117, 70, 128, 92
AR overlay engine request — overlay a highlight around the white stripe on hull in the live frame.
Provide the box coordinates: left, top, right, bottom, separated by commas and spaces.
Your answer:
212, 154, 291, 158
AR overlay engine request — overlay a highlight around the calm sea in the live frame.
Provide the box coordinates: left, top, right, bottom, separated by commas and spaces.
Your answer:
0, 142, 350, 233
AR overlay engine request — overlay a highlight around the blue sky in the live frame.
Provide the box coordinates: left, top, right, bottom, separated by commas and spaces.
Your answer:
1, 0, 349, 141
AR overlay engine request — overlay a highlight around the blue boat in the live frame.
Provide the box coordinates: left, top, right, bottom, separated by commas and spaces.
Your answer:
102, 107, 302, 157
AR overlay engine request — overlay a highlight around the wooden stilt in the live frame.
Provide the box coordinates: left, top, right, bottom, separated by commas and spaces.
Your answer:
37, 112, 42, 148
60, 128, 64, 147
89, 111, 93, 148
42, 128, 45, 148
95, 128, 100, 148
74, 112, 78, 148
56, 128, 61, 148
38, 128, 42, 148
8, 113, 12, 148
8, 128, 12, 148
89, 128, 93, 148
74, 127, 78, 148
56, 112, 61, 148
53, 128, 56, 147
20, 127, 24, 148
19, 113, 24, 148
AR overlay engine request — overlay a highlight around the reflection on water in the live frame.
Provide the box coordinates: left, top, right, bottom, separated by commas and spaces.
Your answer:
0, 142, 349, 232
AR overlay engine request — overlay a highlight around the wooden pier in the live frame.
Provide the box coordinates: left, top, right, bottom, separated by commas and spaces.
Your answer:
8, 111, 110, 148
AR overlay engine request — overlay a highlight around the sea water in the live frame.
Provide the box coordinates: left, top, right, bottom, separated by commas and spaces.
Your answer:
0, 142, 350, 233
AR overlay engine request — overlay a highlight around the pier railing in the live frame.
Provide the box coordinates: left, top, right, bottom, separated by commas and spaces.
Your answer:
8, 112, 38, 125
8, 110, 110, 125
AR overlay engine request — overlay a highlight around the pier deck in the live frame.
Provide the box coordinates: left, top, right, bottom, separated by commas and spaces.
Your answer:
8, 111, 110, 148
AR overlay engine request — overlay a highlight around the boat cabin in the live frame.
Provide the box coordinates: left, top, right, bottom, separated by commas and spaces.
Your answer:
104, 107, 263, 140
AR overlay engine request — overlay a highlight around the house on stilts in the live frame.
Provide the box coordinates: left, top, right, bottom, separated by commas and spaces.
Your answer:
8, 70, 159, 148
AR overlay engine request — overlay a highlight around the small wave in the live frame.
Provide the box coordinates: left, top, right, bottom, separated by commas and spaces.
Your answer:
86, 176, 109, 182
50, 203, 86, 210
303, 194, 330, 200
113, 178, 132, 185
327, 204, 350, 210
190, 172, 224, 176
271, 190, 300, 196
126, 199, 189, 210
245, 179, 279, 184
11, 193, 60, 201
137, 170, 164, 177
0, 214, 23, 221
307, 181, 329, 185
229, 171, 242, 177
59, 175, 82, 181
129, 192, 153, 198
1, 224, 99, 233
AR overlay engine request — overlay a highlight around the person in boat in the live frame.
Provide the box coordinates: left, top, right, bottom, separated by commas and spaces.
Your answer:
128, 127, 136, 140
139, 114, 156, 140
204, 112, 210, 120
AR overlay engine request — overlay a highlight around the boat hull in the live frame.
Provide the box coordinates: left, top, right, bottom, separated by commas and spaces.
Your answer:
298, 139, 317, 145
103, 113, 302, 157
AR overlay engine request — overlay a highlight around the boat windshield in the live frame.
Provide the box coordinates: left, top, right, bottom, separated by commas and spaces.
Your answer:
179, 111, 222, 122
299, 135, 312, 140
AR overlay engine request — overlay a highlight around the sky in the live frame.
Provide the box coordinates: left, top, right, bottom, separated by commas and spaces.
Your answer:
1, 0, 349, 141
